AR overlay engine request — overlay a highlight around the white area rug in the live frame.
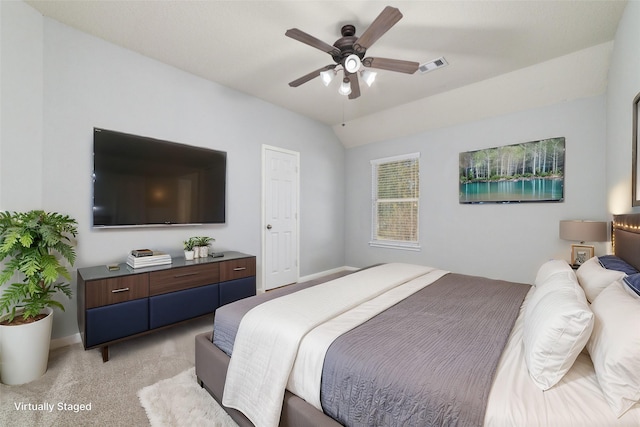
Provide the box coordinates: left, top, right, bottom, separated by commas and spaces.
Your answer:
138, 368, 238, 427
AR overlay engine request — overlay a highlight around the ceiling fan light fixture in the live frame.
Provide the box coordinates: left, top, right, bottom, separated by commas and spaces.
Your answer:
361, 69, 377, 87
338, 78, 352, 96
286, 6, 415, 99
344, 54, 361, 74
319, 69, 335, 86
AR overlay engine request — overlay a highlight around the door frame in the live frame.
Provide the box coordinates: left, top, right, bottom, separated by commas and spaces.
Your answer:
261, 144, 300, 293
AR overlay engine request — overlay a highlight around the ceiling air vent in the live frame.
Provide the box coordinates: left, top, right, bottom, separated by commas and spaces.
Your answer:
419, 56, 448, 74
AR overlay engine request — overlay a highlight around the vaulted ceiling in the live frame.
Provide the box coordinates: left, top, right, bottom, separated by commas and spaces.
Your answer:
26, 1, 627, 147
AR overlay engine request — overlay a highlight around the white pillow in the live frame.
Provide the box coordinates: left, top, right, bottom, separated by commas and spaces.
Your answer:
587, 280, 640, 417
576, 256, 625, 302
534, 259, 576, 286
523, 273, 594, 390
623, 280, 640, 299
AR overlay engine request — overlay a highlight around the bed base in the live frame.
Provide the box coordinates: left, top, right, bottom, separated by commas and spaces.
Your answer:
195, 332, 341, 427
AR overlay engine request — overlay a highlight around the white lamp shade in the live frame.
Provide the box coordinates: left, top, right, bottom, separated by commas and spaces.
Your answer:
361, 69, 377, 87
559, 220, 608, 242
319, 70, 334, 87
344, 54, 361, 74
338, 79, 351, 96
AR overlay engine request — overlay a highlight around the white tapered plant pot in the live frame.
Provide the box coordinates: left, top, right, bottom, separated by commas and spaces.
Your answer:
0, 307, 53, 385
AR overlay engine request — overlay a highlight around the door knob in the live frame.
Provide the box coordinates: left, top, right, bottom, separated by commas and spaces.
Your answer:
266, 224, 272, 230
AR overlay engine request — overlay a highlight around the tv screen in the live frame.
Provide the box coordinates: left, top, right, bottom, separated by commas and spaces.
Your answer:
92, 128, 226, 227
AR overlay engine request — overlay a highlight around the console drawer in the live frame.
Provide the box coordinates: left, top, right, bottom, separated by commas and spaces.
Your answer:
85, 275, 149, 309
149, 263, 219, 296
219, 276, 256, 306
220, 257, 256, 282
149, 283, 219, 329
86, 299, 149, 347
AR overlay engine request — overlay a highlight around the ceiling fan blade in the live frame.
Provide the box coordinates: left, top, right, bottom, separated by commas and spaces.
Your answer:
285, 28, 341, 57
288, 64, 336, 87
363, 57, 419, 74
347, 72, 361, 100
353, 6, 403, 54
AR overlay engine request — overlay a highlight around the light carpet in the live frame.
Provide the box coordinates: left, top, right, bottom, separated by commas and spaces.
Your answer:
138, 367, 238, 427
1, 316, 214, 427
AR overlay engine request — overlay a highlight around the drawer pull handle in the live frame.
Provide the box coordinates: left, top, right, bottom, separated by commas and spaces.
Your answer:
233, 267, 247, 271
174, 272, 199, 278
111, 287, 130, 293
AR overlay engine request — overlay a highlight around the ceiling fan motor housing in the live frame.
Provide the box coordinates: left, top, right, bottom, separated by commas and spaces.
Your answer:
332, 24, 366, 65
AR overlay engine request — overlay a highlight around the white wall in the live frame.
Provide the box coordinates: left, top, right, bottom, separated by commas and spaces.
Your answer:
0, 1, 43, 210
606, 0, 640, 215
2, 2, 346, 339
345, 95, 608, 284
0, 1, 2, 201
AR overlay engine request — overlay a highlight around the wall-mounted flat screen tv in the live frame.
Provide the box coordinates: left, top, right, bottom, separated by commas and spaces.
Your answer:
93, 128, 226, 227
459, 137, 565, 204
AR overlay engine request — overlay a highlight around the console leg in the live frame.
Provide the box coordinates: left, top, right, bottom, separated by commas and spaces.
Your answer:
101, 346, 109, 362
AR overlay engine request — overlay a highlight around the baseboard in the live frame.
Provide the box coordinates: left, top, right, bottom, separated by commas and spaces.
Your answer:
51, 332, 81, 350
298, 265, 359, 283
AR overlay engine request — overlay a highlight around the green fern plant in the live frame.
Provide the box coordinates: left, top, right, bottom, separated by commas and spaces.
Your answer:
194, 236, 215, 247
0, 210, 78, 324
183, 237, 197, 251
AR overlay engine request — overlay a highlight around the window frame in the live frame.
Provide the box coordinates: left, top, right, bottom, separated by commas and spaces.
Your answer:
369, 152, 421, 251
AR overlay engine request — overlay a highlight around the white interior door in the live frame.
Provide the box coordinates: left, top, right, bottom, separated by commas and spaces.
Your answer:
262, 145, 299, 290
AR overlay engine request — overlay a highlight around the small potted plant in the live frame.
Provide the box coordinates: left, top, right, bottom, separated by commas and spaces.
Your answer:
0, 210, 78, 385
194, 236, 215, 258
183, 238, 196, 260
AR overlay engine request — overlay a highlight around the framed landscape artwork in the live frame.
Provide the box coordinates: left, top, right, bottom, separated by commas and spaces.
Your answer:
459, 137, 565, 204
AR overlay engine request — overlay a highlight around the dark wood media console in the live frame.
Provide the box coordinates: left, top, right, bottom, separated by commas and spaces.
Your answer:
77, 251, 256, 362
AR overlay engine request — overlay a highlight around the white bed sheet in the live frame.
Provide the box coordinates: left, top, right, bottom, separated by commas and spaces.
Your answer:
485, 288, 640, 426
222, 263, 435, 427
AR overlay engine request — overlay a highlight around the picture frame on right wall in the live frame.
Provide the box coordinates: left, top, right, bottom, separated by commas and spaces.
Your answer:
632, 92, 640, 206
459, 137, 565, 204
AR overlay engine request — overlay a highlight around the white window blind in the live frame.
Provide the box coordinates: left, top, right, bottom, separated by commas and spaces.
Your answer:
370, 153, 420, 250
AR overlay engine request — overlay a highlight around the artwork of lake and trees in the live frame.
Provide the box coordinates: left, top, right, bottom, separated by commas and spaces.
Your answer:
459, 137, 565, 203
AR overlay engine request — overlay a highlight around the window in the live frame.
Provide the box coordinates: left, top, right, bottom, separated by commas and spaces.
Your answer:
370, 153, 420, 250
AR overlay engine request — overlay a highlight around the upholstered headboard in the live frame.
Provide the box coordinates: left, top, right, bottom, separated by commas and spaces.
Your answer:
612, 213, 640, 272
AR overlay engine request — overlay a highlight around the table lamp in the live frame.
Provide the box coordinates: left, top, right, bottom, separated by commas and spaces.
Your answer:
559, 220, 608, 266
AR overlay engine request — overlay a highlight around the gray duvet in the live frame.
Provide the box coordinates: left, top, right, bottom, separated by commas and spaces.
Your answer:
320, 273, 528, 426
213, 270, 529, 427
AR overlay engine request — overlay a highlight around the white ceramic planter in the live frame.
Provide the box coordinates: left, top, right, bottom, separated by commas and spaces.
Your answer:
199, 246, 209, 258
0, 307, 53, 385
184, 250, 195, 260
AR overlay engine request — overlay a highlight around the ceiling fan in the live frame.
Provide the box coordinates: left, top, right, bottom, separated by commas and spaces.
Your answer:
286, 6, 419, 100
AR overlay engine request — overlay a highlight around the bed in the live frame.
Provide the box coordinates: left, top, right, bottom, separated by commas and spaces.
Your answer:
195, 214, 640, 426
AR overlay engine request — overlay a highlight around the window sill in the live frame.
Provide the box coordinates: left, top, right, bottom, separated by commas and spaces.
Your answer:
369, 241, 421, 251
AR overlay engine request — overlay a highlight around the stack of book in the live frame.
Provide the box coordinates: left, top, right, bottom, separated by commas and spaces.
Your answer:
126, 249, 172, 269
